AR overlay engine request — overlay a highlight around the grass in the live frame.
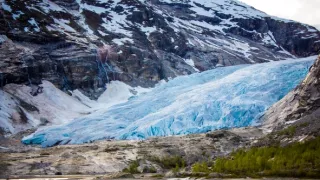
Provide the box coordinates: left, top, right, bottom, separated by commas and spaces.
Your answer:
192, 162, 211, 173
151, 174, 164, 178
191, 136, 320, 178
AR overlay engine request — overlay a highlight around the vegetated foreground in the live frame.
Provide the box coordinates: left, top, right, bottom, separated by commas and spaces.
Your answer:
1, 128, 320, 179
1, 128, 264, 177
192, 136, 320, 178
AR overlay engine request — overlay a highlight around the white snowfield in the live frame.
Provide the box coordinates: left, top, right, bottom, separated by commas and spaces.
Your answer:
0, 81, 149, 135
21, 56, 316, 147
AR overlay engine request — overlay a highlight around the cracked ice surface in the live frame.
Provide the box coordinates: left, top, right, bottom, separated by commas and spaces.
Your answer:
22, 56, 316, 147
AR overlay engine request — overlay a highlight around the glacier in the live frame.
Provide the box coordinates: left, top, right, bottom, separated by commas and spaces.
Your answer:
22, 56, 316, 147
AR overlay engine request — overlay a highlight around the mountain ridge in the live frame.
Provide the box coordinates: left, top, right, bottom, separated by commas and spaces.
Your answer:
0, 0, 319, 98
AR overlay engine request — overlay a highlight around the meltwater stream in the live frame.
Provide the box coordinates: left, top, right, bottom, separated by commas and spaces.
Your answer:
23, 57, 316, 147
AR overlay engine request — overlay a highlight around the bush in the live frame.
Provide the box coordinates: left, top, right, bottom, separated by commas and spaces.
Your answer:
143, 165, 157, 173
149, 155, 186, 170
122, 160, 140, 174
278, 126, 297, 137
192, 162, 210, 173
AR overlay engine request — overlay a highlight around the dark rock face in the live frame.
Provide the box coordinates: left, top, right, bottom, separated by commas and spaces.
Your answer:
285, 56, 320, 121
0, 0, 319, 97
50, 0, 80, 10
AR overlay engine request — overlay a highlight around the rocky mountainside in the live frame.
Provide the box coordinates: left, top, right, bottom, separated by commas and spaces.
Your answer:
1, 0, 320, 98
261, 55, 320, 144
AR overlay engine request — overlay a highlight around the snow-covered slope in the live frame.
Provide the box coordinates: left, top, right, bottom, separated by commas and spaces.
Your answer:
22, 56, 316, 147
0, 80, 149, 135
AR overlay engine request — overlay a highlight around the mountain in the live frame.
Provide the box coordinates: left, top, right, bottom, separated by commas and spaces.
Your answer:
1, 0, 320, 177
1, 0, 319, 99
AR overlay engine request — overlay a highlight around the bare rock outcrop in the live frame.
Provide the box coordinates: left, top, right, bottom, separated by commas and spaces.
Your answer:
262, 55, 320, 137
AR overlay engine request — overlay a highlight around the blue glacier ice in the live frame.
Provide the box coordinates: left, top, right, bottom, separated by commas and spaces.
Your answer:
22, 57, 316, 147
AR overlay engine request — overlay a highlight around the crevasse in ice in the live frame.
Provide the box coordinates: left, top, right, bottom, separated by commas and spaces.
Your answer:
22, 57, 315, 147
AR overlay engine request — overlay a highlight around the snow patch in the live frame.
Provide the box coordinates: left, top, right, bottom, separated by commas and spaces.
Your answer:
28, 18, 40, 32
1, 1, 12, 12
184, 59, 200, 72
12, 11, 24, 20
262, 31, 278, 47
53, 18, 76, 33
112, 37, 134, 46
140, 26, 157, 37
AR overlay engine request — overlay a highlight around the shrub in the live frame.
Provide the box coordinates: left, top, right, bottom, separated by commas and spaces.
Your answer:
122, 160, 140, 174
278, 125, 297, 137
142, 165, 157, 173
192, 162, 210, 173
149, 155, 186, 170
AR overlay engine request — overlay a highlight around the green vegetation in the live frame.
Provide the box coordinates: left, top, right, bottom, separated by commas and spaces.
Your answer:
300, 122, 310, 127
278, 125, 297, 137
149, 155, 186, 170
146, 155, 186, 174
151, 174, 164, 178
277, 123, 309, 138
122, 160, 140, 174
119, 144, 135, 148
123, 155, 186, 174
142, 165, 157, 173
192, 162, 211, 173
192, 137, 320, 178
